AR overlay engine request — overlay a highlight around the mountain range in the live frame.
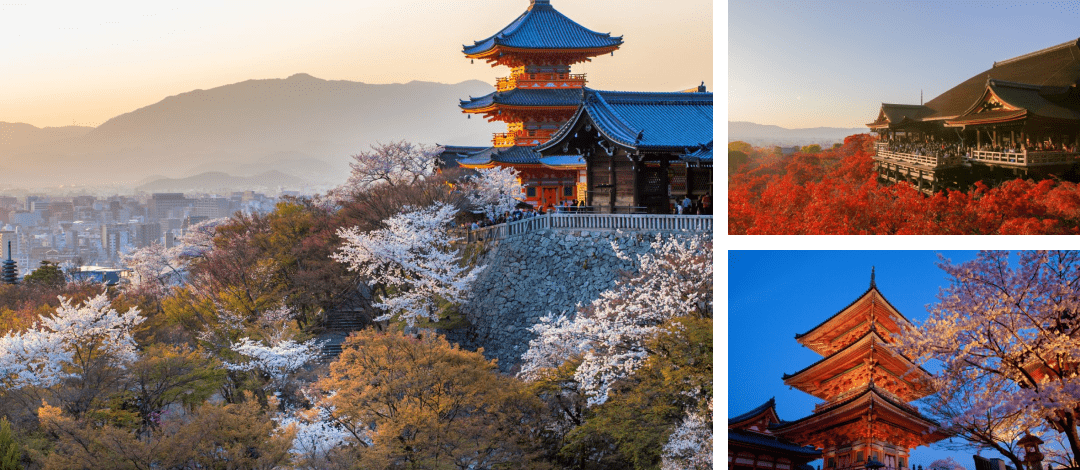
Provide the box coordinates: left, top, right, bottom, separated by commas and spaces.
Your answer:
0, 74, 501, 192
728, 121, 867, 147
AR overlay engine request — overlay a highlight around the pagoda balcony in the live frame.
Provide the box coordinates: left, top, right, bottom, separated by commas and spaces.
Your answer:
492, 129, 558, 147
496, 73, 587, 92
814, 384, 918, 415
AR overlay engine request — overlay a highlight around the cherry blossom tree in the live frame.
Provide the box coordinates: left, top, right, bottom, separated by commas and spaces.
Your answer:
120, 243, 186, 296
917, 370, 1042, 470
332, 202, 482, 327
174, 217, 230, 259
225, 305, 320, 401
466, 166, 523, 219
121, 218, 229, 297
338, 141, 439, 193
900, 251, 1080, 464
226, 338, 320, 395
0, 293, 143, 417
518, 233, 712, 406
660, 399, 713, 470
278, 401, 363, 469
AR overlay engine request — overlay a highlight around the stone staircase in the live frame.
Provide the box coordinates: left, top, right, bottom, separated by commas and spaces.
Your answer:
317, 287, 372, 361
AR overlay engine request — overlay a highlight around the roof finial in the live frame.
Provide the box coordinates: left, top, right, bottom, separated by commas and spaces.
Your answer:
870, 266, 876, 288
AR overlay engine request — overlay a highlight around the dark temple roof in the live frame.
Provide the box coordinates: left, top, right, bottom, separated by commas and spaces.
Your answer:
868, 103, 936, 127
463, 0, 623, 56
539, 88, 713, 153
979, 79, 1080, 121
458, 145, 542, 166
794, 283, 908, 341
681, 142, 713, 163
923, 38, 1080, 120
436, 145, 489, 168
460, 88, 585, 111
729, 397, 777, 425
730, 429, 823, 457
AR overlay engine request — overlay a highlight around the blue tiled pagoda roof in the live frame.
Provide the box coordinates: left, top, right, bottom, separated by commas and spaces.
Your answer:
457, 146, 542, 166
460, 88, 584, 111
463, 0, 623, 56
681, 142, 713, 163
539, 88, 714, 153
538, 155, 585, 168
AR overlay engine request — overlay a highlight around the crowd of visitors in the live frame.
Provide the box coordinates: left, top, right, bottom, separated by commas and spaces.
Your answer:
883, 138, 1078, 159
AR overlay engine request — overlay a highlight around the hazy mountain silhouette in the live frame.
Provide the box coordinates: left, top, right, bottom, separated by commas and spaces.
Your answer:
1, 74, 500, 190
135, 171, 308, 193
728, 121, 867, 146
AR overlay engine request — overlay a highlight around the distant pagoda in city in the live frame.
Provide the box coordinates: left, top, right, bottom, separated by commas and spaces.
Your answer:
772, 270, 947, 470
457, 0, 623, 208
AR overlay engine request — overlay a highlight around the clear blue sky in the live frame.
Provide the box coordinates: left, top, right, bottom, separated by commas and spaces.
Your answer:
729, 250, 1006, 470
728, 0, 1080, 129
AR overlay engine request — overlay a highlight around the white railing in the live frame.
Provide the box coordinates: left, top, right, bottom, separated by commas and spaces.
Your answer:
969, 149, 1079, 166
874, 148, 961, 168
464, 213, 712, 243
876, 143, 1079, 167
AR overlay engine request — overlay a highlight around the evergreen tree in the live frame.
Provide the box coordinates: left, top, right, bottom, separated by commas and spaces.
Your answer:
0, 417, 20, 470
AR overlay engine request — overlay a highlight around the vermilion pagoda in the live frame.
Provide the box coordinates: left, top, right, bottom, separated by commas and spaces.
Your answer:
771, 270, 948, 470
456, 0, 623, 208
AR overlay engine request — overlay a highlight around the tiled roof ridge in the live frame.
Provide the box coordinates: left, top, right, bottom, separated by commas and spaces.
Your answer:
729, 397, 777, 424
994, 38, 1080, 68
782, 328, 932, 381
771, 385, 937, 431
795, 281, 912, 341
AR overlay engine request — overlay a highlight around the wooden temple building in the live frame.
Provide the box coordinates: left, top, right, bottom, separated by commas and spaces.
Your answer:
729, 398, 822, 470
734, 270, 948, 470
450, 0, 713, 213
868, 38, 1080, 193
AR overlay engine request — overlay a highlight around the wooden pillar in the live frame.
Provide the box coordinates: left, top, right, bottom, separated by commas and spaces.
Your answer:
1011, 130, 1015, 146
608, 149, 616, 212
977, 131, 981, 148
631, 157, 641, 211
585, 152, 594, 208
660, 158, 671, 214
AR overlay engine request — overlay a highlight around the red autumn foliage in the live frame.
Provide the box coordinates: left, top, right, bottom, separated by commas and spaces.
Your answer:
729, 134, 1080, 234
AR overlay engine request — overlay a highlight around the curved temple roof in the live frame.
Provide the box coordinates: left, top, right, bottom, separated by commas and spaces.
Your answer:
457, 145, 543, 167
539, 88, 714, 152
460, 88, 585, 111
463, 0, 623, 57
869, 38, 1080, 128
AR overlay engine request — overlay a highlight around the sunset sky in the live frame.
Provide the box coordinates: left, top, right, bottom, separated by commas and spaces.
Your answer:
730, 0, 1080, 129
0, 0, 713, 129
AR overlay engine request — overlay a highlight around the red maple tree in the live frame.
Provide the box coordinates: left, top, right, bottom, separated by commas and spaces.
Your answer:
729, 135, 1080, 234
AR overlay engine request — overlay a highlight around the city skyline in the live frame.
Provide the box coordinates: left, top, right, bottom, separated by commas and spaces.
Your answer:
1, 0, 713, 129
729, 0, 1080, 129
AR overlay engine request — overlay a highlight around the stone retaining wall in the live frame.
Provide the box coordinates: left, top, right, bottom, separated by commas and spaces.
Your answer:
447, 228, 690, 371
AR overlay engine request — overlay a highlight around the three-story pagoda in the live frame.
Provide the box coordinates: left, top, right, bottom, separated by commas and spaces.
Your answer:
772, 270, 947, 470
457, 0, 622, 208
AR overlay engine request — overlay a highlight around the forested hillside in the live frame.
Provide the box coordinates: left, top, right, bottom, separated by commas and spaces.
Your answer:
0, 142, 712, 470
729, 135, 1080, 234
